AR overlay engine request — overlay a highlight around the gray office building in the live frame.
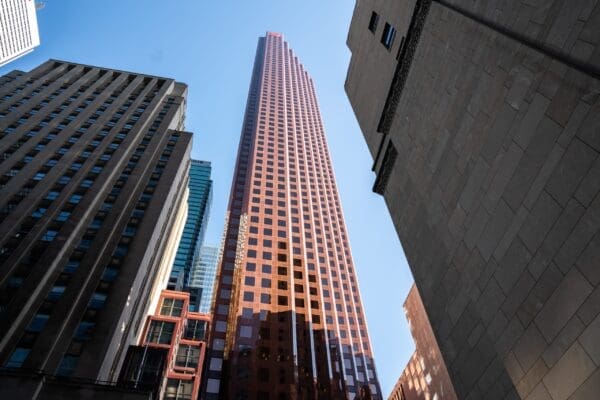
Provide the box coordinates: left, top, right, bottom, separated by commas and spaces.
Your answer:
0, 60, 192, 385
346, 1, 599, 399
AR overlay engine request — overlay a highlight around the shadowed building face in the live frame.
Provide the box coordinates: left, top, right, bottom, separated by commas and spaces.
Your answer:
204, 32, 382, 400
0, 60, 191, 383
346, 1, 600, 399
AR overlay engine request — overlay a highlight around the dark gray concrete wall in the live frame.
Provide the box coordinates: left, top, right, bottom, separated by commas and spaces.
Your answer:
346, 1, 600, 399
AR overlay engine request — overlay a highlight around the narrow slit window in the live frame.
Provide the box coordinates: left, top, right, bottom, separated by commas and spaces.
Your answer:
368, 12, 379, 33
381, 23, 396, 50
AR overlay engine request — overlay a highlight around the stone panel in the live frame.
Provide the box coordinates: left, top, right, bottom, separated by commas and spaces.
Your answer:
543, 342, 596, 400
345, 0, 600, 398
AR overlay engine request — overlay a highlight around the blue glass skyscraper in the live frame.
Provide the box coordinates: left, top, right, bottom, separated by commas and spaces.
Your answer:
167, 159, 212, 294
188, 244, 220, 313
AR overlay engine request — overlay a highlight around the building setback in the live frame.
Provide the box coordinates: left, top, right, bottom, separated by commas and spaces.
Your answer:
167, 159, 213, 302
0, 60, 192, 384
346, 1, 600, 399
188, 244, 220, 314
388, 285, 457, 400
0, 0, 40, 66
204, 32, 381, 399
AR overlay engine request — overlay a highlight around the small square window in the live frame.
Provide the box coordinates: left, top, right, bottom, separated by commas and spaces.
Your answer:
277, 296, 288, 306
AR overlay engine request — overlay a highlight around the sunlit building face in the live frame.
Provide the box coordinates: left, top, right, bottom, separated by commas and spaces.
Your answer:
204, 32, 381, 400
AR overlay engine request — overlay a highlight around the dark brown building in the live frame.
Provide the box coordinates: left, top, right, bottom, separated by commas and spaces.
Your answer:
0, 60, 191, 383
346, 1, 600, 399
388, 285, 457, 400
204, 32, 381, 400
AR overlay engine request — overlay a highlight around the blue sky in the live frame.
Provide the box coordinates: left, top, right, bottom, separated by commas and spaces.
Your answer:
0, 1, 415, 396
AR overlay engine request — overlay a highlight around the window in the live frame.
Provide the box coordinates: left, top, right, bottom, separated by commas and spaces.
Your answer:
75, 321, 95, 340
160, 298, 184, 317
28, 313, 50, 332
240, 325, 252, 338
215, 321, 227, 333
206, 379, 220, 394
278, 296, 288, 306
175, 344, 200, 369
209, 357, 223, 371
5, 347, 30, 368
69, 194, 82, 204
381, 22, 396, 50
48, 285, 66, 301
146, 320, 175, 344
41, 229, 58, 242
57, 351, 78, 375
56, 211, 71, 222
242, 307, 253, 318
165, 379, 193, 400
184, 319, 207, 341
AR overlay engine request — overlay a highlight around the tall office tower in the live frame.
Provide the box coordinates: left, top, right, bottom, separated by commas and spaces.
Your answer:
0, 60, 192, 386
204, 32, 381, 400
388, 285, 457, 400
168, 159, 213, 295
188, 244, 220, 313
0, 0, 41, 67
346, 1, 600, 399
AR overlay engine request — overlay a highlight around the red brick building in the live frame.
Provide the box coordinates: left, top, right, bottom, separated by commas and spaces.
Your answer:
389, 285, 456, 400
121, 290, 210, 400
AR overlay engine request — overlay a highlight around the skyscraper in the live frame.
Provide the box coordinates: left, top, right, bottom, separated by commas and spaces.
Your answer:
0, 59, 191, 384
0, 0, 41, 67
204, 32, 381, 400
168, 159, 213, 297
189, 244, 220, 313
346, 1, 600, 399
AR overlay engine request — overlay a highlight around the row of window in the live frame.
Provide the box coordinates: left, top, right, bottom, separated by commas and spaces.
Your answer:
3, 89, 163, 371
368, 11, 397, 51
56, 99, 172, 376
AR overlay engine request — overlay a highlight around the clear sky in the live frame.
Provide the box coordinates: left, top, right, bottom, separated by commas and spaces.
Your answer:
0, 1, 415, 396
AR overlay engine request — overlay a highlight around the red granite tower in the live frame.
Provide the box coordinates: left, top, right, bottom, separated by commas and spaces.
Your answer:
203, 32, 381, 400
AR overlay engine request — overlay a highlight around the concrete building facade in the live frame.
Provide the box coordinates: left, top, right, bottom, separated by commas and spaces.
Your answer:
0, 60, 192, 383
204, 32, 381, 399
0, 0, 40, 66
346, 1, 600, 399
